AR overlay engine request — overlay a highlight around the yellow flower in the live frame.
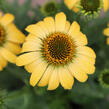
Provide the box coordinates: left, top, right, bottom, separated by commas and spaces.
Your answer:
0, 13, 25, 71
64, 0, 108, 14
103, 0, 109, 12
103, 23, 109, 45
16, 12, 96, 90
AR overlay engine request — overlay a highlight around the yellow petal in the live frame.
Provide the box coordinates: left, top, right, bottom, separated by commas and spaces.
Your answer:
64, 0, 73, 9
16, 52, 40, 66
6, 23, 25, 43
68, 63, 88, 82
0, 47, 16, 63
26, 24, 46, 39
64, 0, 79, 9
55, 12, 66, 32
58, 66, 74, 89
24, 62, 36, 73
72, 6, 80, 13
68, 21, 80, 35
76, 46, 96, 59
21, 38, 41, 53
64, 21, 70, 33
103, 28, 109, 36
36, 21, 49, 35
107, 37, 109, 45
24, 60, 41, 73
3, 42, 21, 54
48, 67, 59, 90
30, 60, 48, 86
38, 66, 54, 87
103, 0, 109, 12
44, 17, 55, 33
26, 34, 38, 41
0, 54, 8, 68
73, 56, 95, 74
76, 54, 96, 65
0, 13, 14, 26
24, 56, 45, 73
0, 66, 3, 71
24, 65, 32, 73
2, 60, 8, 68
71, 32, 88, 46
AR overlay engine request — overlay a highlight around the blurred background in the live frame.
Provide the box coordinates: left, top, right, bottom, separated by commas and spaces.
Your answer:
0, 0, 109, 109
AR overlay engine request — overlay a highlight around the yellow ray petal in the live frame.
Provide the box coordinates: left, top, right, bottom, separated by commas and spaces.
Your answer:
2, 60, 8, 68
48, 67, 59, 90
16, 52, 40, 66
72, 32, 88, 46
26, 24, 46, 39
55, 12, 66, 32
76, 46, 96, 59
73, 56, 95, 74
38, 66, 54, 87
44, 17, 55, 33
26, 34, 38, 41
24, 57, 46, 73
68, 21, 80, 35
103, 28, 109, 36
6, 23, 25, 43
64, 0, 79, 9
58, 66, 74, 89
0, 13, 14, 26
103, 0, 109, 12
36, 21, 49, 35
30, 60, 48, 86
72, 6, 80, 13
21, 38, 41, 53
68, 63, 88, 82
107, 37, 109, 45
64, 21, 70, 33
0, 66, 3, 71
0, 47, 16, 63
24, 65, 32, 73
76, 54, 96, 65
0, 54, 8, 68
3, 42, 21, 54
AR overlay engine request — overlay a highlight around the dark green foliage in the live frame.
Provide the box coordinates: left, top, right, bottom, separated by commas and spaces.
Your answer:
0, 0, 109, 109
